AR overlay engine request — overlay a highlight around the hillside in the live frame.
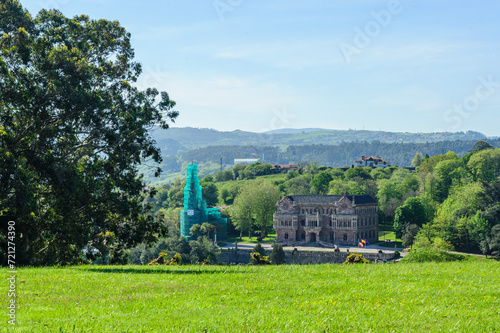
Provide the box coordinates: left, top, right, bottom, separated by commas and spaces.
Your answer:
140, 137, 500, 185
151, 127, 487, 154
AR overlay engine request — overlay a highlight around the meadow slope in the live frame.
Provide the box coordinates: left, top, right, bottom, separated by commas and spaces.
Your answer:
1, 261, 499, 332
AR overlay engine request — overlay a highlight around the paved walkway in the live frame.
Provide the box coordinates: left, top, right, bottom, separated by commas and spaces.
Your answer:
219, 241, 406, 256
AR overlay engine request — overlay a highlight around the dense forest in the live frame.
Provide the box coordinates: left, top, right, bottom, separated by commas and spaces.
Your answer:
138, 138, 500, 184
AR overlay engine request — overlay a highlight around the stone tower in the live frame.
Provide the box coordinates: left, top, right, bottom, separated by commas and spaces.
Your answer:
180, 164, 227, 240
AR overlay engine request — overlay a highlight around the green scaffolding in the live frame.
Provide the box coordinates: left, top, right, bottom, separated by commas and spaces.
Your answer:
180, 164, 227, 240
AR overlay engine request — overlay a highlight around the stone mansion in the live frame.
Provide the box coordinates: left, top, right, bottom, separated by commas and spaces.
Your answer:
273, 194, 378, 245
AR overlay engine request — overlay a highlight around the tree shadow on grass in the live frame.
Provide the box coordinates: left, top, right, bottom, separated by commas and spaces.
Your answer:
73, 266, 249, 275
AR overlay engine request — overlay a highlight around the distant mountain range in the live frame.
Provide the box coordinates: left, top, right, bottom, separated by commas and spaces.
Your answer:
151, 127, 487, 156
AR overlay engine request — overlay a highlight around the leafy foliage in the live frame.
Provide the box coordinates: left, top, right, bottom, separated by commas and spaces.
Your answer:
344, 252, 369, 264
131, 234, 219, 265
394, 197, 426, 238
229, 180, 279, 239
252, 243, 266, 257
148, 252, 182, 265
311, 171, 333, 194
401, 223, 420, 249
270, 244, 286, 265
0, 2, 178, 265
250, 252, 270, 265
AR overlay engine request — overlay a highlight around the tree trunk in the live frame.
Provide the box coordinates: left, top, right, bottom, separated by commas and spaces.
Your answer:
239, 229, 242, 241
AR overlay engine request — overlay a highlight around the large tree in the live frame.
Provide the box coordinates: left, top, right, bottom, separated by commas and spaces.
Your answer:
230, 181, 279, 239
310, 171, 333, 194
394, 197, 426, 238
229, 188, 254, 240
0, 2, 178, 265
252, 181, 280, 238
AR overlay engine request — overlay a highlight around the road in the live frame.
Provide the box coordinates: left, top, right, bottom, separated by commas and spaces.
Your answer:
219, 241, 406, 256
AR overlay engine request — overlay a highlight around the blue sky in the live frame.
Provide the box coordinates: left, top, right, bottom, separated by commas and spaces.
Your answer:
21, 0, 500, 136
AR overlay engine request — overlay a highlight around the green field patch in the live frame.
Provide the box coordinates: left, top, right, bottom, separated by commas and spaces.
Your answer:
228, 232, 276, 244
3, 262, 499, 332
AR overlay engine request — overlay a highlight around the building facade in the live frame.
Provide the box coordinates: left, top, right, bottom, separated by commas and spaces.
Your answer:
273, 194, 378, 245
234, 158, 260, 165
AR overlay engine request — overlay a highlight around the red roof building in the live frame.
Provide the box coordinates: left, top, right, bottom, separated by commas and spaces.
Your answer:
355, 156, 391, 168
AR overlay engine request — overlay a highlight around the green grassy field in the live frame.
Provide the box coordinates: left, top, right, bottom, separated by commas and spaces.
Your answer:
227, 233, 277, 244
2, 261, 499, 332
378, 224, 401, 242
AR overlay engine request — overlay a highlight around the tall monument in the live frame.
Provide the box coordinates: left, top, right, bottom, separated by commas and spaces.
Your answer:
180, 164, 227, 240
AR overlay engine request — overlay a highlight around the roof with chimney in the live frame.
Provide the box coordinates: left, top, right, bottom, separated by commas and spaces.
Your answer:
355, 155, 390, 164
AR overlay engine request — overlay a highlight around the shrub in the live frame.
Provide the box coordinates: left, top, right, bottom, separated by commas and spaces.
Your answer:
250, 243, 268, 264
249, 252, 270, 265
148, 252, 182, 265
189, 236, 220, 264
401, 248, 466, 263
393, 250, 401, 259
270, 244, 286, 265
344, 252, 369, 264
252, 243, 266, 256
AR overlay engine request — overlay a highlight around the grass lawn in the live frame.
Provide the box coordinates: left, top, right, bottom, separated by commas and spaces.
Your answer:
379, 224, 401, 242
227, 232, 276, 244
2, 261, 499, 332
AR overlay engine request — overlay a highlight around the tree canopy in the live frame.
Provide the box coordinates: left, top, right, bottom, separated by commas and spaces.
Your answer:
0, 2, 178, 265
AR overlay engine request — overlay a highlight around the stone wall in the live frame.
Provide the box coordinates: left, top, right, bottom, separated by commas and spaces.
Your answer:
217, 248, 394, 265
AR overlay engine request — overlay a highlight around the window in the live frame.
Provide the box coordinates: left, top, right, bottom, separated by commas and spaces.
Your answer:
301, 232, 306, 240
330, 233, 334, 241
301, 209, 304, 214
343, 234, 347, 241
285, 233, 289, 240
301, 220, 305, 226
